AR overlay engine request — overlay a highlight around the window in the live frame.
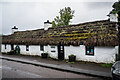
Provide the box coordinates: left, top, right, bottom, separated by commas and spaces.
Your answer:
26, 45, 29, 51
40, 45, 44, 51
51, 46, 55, 48
51, 50, 56, 52
86, 46, 94, 56
5, 44, 6, 49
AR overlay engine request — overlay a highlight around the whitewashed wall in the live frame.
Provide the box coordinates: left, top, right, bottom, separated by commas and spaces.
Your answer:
1, 44, 118, 63
44, 45, 58, 59
19, 45, 58, 58
44, 23, 52, 30
20, 45, 43, 56
1, 44, 11, 53
12, 29, 18, 34
95, 47, 116, 63
65, 45, 117, 63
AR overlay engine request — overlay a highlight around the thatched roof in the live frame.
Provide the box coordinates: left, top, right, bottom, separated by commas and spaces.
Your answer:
2, 20, 119, 46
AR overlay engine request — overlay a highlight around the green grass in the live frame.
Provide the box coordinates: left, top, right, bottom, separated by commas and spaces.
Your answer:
100, 63, 113, 67
68, 62, 75, 64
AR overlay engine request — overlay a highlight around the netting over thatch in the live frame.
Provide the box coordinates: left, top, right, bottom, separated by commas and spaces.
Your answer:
2, 20, 119, 46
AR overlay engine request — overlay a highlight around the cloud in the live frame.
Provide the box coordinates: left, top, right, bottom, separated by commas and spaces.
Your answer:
85, 2, 114, 9
1, 0, 118, 2
1, 1, 117, 35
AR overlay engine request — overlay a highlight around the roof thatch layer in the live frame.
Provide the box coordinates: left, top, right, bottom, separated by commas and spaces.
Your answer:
2, 20, 119, 46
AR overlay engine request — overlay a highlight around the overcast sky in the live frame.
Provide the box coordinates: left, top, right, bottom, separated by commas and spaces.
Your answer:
0, 0, 118, 35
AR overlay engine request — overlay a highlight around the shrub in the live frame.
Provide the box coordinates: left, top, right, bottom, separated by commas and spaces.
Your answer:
69, 54, 75, 57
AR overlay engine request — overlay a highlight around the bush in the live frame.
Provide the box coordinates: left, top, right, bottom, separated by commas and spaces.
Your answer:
69, 54, 75, 57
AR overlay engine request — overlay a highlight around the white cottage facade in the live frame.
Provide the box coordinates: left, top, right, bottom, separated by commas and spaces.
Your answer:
1, 20, 119, 63
1, 44, 118, 63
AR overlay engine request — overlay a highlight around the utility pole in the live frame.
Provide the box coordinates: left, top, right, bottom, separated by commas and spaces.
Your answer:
117, 11, 120, 61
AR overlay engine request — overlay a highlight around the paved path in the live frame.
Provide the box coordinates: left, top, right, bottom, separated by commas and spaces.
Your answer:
1, 54, 112, 78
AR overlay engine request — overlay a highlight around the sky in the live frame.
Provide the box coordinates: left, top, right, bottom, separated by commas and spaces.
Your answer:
0, 0, 118, 35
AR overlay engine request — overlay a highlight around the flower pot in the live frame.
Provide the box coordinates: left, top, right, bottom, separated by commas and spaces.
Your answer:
69, 56, 76, 62
41, 53, 48, 58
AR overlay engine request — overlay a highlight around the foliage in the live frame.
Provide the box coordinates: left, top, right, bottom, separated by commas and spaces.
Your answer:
68, 62, 75, 64
52, 21, 56, 27
100, 63, 113, 67
111, 1, 120, 14
52, 7, 75, 27
69, 54, 76, 57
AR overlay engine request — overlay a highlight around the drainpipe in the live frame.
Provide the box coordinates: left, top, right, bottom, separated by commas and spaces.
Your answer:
117, 11, 120, 61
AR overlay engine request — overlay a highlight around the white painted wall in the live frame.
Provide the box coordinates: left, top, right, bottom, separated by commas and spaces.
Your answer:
44, 23, 52, 30
12, 29, 18, 34
65, 45, 86, 60
1, 44, 118, 63
44, 45, 58, 59
95, 47, 116, 63
20, 45, 43, 56
65, 45, 117, 63
1, 44, 11, 53
18, 45, 58, 58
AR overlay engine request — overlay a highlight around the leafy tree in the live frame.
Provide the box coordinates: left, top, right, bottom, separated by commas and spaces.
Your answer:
52, 21, 56, 27
111, 1, 120, 14
111, 1, 120, 61
52, 7, 75, 27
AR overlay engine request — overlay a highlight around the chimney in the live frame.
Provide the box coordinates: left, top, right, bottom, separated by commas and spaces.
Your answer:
12, 26, 18, 34
107, 12, 118, 31
109, 13, 118, 22
44, 20, 52, 30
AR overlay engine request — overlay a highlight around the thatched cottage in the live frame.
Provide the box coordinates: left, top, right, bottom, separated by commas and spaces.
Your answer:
1, 19, 119, 63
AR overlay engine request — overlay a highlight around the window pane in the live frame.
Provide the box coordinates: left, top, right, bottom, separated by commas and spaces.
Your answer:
86, 46, 94, 56
91, 49, 93, 52
40, 45, 44, 51
87, 51, 89, 54
51, 46, 55, 48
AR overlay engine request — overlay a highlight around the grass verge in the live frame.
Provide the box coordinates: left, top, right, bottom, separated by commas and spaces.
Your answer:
100, 63, 113, 67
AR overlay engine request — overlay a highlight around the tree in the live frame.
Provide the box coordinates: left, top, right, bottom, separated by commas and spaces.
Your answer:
110, 1, 120, 14
52, 21, 56, 27
111, 1, 120, 61
52, 7, 75, 27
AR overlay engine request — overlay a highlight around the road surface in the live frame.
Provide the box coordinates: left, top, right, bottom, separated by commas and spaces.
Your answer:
1, 59, 106, 79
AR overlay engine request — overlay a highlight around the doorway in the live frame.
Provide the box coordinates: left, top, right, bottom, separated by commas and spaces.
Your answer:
11, 44, 14, 50
58, 45, 64, 60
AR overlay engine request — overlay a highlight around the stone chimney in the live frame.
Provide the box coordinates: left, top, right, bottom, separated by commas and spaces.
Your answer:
44, 20, 52, 30
12, 26, 18, 34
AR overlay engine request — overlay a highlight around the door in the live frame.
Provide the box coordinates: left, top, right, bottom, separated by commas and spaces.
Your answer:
58, 45, 64, 60
11, 44, 14, 50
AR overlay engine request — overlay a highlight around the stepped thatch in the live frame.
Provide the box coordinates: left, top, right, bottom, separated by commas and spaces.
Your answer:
2, 20, 119, 46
